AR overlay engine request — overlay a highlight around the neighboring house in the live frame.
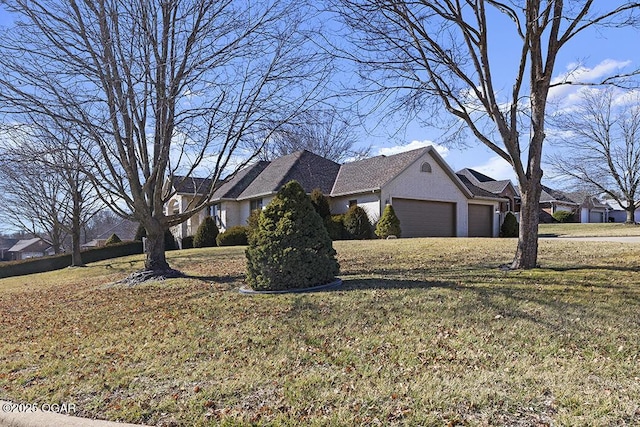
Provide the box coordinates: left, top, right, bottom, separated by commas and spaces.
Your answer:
0, 237, 19, 261
81, 218, 139, 249
8, 238, 54, 260
566, 192, 611, 223
604, 199, 640, 223
166, 147, 508, 241
538, 185, 581, 223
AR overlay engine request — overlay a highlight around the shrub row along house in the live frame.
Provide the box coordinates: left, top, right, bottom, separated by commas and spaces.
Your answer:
165, 147, 514, 246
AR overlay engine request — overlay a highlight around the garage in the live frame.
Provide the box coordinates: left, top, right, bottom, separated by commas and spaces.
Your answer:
392, 198, 456, 237
589, 211, 604, 223
468, 204, 493, 237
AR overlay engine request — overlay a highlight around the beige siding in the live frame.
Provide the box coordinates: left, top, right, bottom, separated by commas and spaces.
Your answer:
382, 151, 469, 237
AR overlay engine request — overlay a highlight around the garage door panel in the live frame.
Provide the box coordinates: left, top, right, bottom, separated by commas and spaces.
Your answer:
468, 204, 493, 237
393, 198, 455, 237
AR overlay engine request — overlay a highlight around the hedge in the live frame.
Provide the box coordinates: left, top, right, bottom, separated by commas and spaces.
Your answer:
0, 241, 143, 279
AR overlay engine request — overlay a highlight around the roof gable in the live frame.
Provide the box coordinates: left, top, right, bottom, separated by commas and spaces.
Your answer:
239, 150, 340, 199
8, 238, 50, 253
170, 176, 213, 195
331, 148, 429, 196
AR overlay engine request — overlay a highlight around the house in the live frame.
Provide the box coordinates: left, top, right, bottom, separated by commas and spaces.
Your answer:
538, 185, 581, 223
81, 218, 139, 249
165, 147, 509, 242
0, 236, 18, 261
604, 199, 640, 223
566, 192, 611, 223
8, 238, 54, 260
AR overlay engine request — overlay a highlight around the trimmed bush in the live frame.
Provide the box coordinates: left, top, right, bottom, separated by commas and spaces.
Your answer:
343, 205, 372, 240
181, 236, 194, 249
552, 210, 575, 223
326, 215, 346, 240
134, 224, 146, 241
193, 216, 219, 248
310, 188, 331, 220
216, 226, 249, 246
0, 241, 143, 279
375, 204, 401, 238
246, 209, 262, 244
500, 212, 519, 237
165, 229, 178, 251
104, 233, 122, 246
245, 180, 339, 291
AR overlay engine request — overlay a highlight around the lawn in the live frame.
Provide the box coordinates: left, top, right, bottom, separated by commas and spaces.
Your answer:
539, 222, 640, 237
1, 238, 639, 426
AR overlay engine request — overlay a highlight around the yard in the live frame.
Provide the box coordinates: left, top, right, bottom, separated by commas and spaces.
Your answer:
1, 236, 639, 426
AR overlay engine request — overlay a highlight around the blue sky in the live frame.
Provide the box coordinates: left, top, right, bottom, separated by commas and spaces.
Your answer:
1, 4, 638, 184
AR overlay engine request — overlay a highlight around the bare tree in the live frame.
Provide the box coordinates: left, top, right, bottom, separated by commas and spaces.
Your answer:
0, 0, 332, 277
333, 0, 640, 269
0, 121, 103, 265
247, 109, 370, 162
548, 87, 640, 224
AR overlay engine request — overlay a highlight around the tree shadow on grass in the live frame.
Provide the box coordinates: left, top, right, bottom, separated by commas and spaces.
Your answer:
338, 277, 458, 292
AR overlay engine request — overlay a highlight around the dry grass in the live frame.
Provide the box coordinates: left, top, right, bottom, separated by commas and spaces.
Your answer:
1, 239, 639, 426
539, 222, 640, 237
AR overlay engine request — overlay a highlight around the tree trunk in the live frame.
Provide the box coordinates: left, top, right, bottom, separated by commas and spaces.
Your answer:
511, 182, 542, 269
625, 207, 636, 224
143, 220, 170, 272
70, 189, 84, 266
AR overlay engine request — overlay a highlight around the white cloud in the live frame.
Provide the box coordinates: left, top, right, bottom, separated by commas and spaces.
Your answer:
549, 59, 632, 101
471, 156, 516, 182
377, 139, 449, 157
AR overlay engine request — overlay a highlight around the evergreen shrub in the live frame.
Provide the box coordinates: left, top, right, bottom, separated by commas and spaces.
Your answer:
245, 180, 339, 291
193, 216, 219, 248
216, 226, 249, 246
375, 204, 401, 238
104, 233, 122, 246
552, 210, 575, 223
343, 205, 372, 240
500, 212, 519, 237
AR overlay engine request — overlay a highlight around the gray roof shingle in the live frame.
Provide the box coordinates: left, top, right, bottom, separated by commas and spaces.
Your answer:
212, 161, 270, 200
238, 150, 340, 199
456, 174, 503, 199
456, 168, 512, 194
331, 148, 429, 196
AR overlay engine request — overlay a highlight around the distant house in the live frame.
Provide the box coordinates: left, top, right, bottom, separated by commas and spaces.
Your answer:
566, 192, 612, 223
8, 238, 54, 260
165, 147, 509, 242
604, 199, 640, 223
0, 237, 19, 261
538, 185, 581, 223
81, 219, 139, 249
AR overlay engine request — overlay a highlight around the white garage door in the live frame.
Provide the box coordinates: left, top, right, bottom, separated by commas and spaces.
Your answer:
392, 198, 456, 237
468, 204, 493, 237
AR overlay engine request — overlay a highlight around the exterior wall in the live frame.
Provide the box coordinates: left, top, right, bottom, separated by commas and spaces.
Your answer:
238, 196, 274, 228
330, 193, 381, 222
382, 153, 470, 237
219, 201, 241, 231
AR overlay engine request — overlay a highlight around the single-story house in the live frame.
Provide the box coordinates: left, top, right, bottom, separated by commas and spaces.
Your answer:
604, 199, 640, 223
165, 147, 509, 243
8, 237, 54, 260
566, 192, 612, 223
80, 218, 139, 249
538, 185, 581, 223
0, 237, 19, 261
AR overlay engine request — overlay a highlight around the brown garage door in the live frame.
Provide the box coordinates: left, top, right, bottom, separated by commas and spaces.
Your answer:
392, 198, 456, 237
468, 204, 493, 237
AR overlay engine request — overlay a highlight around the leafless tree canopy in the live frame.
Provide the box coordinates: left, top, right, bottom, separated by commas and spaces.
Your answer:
0, 121, 103, 265
246, 109, 370, 162
548, 87, 640, 223
0, 0, 333, 272
333, 0, 640, 268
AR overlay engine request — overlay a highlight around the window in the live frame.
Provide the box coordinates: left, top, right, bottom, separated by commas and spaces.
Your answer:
420, 162, 432, 173
250, 198, 263, 211
348, 199, 357, 207
211, 203, 222, 227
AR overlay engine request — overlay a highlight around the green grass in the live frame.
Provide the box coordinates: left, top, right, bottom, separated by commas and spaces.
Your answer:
539, 222, 640, 237
1, 239, 640, 426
